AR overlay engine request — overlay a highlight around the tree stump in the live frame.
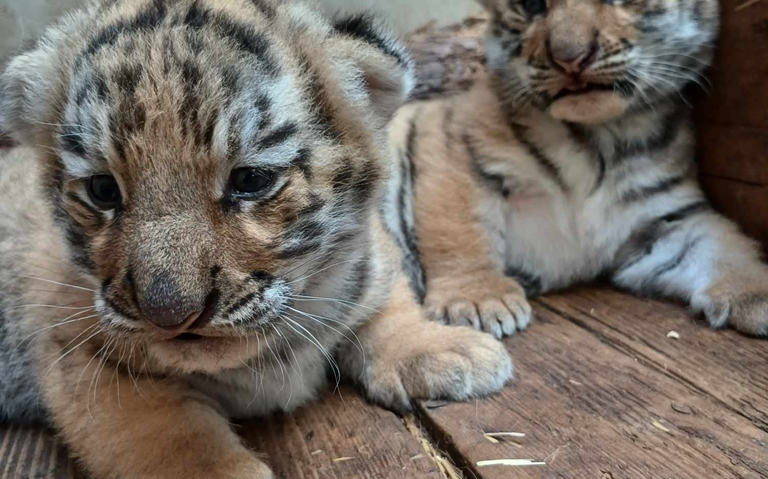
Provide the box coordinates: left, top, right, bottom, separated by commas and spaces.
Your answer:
404, 15, 489, 101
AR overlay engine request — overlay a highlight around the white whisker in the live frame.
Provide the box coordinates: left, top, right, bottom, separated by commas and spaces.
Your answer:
20, 275, 95, 292
15, 311, 98, 350
286, 307, 365, 364
289, 294, 381, 315
280, 316, 341, 391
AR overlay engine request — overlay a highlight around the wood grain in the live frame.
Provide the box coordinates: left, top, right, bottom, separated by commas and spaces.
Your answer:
700, 176, 768, 247
0, 386, 442, 479
538, 288, 768, 431
241, 387, 443, 479
0, 425, 76, 479
697, 125, 768, 185
417, 290, 768, 479
695, 0, 768, 130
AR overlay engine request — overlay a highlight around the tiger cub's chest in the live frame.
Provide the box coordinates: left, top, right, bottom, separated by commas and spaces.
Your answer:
479, 142, 629, 291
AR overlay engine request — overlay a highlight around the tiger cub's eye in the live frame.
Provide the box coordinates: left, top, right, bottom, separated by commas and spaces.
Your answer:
87, 175, 122, 210
229, 168, 275, 198
523, 0, 547, 16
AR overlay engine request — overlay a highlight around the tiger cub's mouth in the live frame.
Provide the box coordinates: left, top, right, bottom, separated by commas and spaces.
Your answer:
552, 82, 617, 101
173, 333, 204, 341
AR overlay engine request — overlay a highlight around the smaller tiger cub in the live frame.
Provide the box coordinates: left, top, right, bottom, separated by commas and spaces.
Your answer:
390, 0, 768, 338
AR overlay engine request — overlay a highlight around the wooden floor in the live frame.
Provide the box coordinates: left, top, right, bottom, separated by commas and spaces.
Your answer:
2, 287, 767, 479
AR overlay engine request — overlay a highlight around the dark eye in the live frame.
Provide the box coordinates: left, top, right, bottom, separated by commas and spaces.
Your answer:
87, 175, 122, 209
229, 168, 275, 197
523, 0, 547, 16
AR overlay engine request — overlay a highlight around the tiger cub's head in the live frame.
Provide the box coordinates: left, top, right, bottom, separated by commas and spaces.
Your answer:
0, 0, 412, 373
476, 0, 718, 124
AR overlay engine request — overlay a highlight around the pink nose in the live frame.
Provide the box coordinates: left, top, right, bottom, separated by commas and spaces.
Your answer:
550, 41, 599, 75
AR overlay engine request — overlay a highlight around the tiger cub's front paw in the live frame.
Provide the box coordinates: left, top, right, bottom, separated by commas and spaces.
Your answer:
425, 273, 532, 339
216, 454, 275, 479
363, 323, 513, 412
694, 280, 768, 337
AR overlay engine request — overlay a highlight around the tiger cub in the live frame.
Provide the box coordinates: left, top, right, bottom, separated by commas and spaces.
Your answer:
0, 1, 512, 477
391, 0, 768, 338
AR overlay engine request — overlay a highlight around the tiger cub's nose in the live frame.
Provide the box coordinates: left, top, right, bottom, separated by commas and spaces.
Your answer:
138, 274, 216, 332
550, 39, 599, 75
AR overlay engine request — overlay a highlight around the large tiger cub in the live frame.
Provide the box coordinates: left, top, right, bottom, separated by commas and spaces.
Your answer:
0, 0, 513, 477
391, 0, 768, 338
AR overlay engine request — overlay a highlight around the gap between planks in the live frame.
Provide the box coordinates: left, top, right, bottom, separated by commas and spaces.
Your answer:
403, 414, 466, 479
535, 295, 768, 435
412, 405, 483, 479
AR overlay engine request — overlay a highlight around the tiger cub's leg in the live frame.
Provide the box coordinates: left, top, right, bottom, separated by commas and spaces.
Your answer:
425, 254, 532, 339
40, 335, 273, 479
392, 104, 531, 339
612, 204, 768, 336
340, 276, 513, 411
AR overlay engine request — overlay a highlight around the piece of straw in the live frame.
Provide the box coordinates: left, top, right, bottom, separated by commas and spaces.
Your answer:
735, 0, 762, 11
483, 432, 526, 438
477, 459, 546, 467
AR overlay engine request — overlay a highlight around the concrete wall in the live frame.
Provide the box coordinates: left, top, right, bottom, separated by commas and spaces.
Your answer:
0, 0, 479, 66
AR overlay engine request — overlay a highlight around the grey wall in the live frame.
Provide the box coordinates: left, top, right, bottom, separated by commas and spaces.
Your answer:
314, 0, 479, 33
0, 0, 479, 66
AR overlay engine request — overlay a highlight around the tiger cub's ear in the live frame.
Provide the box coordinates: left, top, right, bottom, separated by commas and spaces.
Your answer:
331, 14, 414, 123
474, 0, 498, 11
0, 26, 71, 147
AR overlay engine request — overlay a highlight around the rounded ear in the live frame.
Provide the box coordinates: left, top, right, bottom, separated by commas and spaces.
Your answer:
474, 0, 498, 11
1, 46, 63, 146
330, 14, 414, 123
0, 20, 73, 147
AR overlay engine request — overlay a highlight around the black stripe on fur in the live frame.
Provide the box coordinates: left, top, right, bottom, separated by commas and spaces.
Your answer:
343, 254, 371, 308
396, 120, 426, 303
65, 192, 104, 223
299, 55, 344, 143
464, 134, 509, 198
248, 0, 276, 19
613, 201, 709, 275
504, 265, 543, 297
257, 123, 298, 151
183, 2, 278, 76
658, 201, 710, 223
637, 235, 702, 294
83, 0, 167, 58
511, 124, 569, 193
333, 14, 408, 66
65, 223, 95, 272
619, 175, 686, 204
613, 110, 684, 165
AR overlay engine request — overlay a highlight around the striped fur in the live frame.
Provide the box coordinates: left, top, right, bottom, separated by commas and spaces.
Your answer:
0, 1, 512, 478
391, 0, 768, 339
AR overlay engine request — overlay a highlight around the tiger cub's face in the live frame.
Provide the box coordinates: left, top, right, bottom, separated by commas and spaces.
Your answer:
1, 0, 411, 373
478, 0, 719, 124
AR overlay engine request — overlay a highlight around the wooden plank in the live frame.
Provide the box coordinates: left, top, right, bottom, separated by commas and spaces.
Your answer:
692, 0, 768, 244
416, 291, 768, 479
700, 176, 768, 247
697, 124, 768, 185
538, 288, 768, 430
0, 425, 75, 479
242, 387, 443, 479
695, 0, 768, 129
1, 387, 442, 479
